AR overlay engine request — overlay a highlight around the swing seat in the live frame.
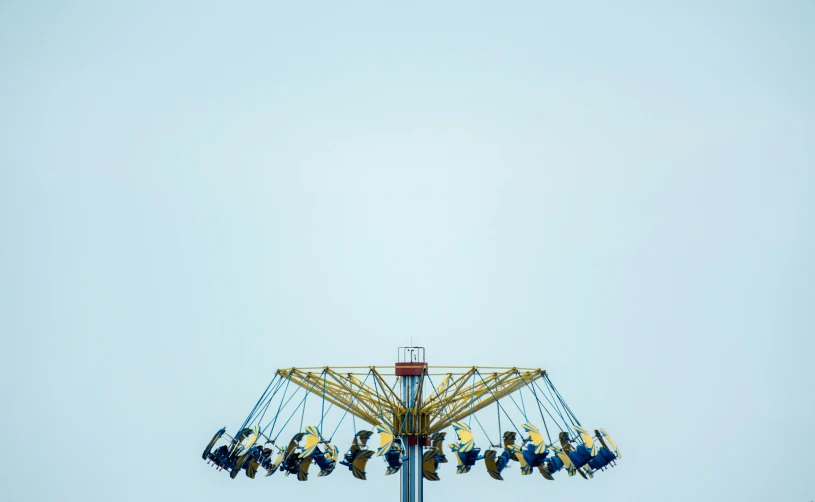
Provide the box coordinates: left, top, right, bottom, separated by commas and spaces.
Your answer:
568, 444, 593, 468
300, 425, 321, 458
451, 422, 475, 452
246, 460, 259, 479
484, 450, 505, 480
453, 448, 481, 475
538, 463, 555, 480
595, 428, 621, 459
511, 445, 530, 474
226, 426, 259, 463
341, 445, 360, 467
502, 431, 517, 451
279, 432, 307, 476
546, 454, 563, 473
202, 427, 226, 461
210, 445, 231, 468
283, 457, 300, 475
497, 449, 512, 470
456, 464, 472, 474
312, 447, 337, 476
356, 430, 373, 447
231, 444, 263, 479
521, 423, 547, 455
422, 448, 441, 481
375, 423, 395, 457
521, 442, 549, 468
341, 431, 374, 480
351, 449, 373, 480
573, 426, 599, 456
381, 438, 403, 475
259, 449, 274, 474
587, 447, 616, 470
546, 451, 575, 476
297, 457, 312, 481
385, 447, 403, 469
342, 430, 372, 465
430, 432, 448, 463
270, 431, 306, 476
561, 452, 577, 476
449, 422, 480, 474
457, 447, 482, 467
266, 448, 286, 476
230, 455, 247, 479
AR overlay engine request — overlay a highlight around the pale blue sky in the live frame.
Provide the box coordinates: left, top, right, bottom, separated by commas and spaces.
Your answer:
1, 1, 813, 501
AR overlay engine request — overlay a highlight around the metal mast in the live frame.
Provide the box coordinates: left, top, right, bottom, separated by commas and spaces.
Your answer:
397, 347, 426, 502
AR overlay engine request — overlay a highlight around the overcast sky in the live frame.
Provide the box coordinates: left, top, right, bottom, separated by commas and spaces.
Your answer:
1, 1, 813, 501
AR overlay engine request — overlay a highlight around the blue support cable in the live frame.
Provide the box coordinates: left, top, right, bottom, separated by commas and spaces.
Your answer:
467, 372, 478, 427
272, 388, 305, 441
372, 374, 387, 423
542, 376, 576, 430
531, 378, 568, 429
507, 394, 526, 419
264, 375, 293, 437
273, 370, 326, 442
319, 370, 328, 434
328, 370, 372, 441
536, 378, 573, 434
471, 411, 491, 445
237, 375, 278, 433
515, 371, 528, 421
475, 370, 524, 437
300, 391, 308, 430
524, 375, 553, 444
426, 373, 457, 430
542, 380, 571, 433
255, 377, 286, 429
497, 403, 502, 446
546, 374, 581, 427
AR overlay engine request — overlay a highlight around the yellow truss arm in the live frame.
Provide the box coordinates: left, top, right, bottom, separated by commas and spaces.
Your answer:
276, 366, 545, 437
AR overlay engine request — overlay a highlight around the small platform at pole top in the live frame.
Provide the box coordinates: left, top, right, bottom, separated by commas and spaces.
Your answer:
395, 346, 427, 376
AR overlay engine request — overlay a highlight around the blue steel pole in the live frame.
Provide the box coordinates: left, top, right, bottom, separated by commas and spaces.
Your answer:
400, 371, 422, 502
401, 375, 408, 502
415, 370, 422, 502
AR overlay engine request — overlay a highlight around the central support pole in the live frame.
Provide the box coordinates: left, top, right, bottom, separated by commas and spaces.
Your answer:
396, 347, 426, 502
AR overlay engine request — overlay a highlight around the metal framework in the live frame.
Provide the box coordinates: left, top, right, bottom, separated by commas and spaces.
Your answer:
201, 347, 620, 502
278, 366, 544, 436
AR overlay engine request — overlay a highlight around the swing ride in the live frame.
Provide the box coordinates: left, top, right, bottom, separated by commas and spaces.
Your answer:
201, 347, 620, 501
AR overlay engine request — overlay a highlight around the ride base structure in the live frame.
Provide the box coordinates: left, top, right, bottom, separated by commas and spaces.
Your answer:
201, 347, 620, 502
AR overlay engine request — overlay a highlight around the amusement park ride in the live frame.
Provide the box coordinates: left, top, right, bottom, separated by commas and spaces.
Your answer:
201, 347, 620, 502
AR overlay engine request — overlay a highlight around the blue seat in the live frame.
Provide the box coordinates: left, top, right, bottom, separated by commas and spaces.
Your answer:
458, 447, 482, 467
587, 447, 616, 470
312, 450, 333, 471
495, 449, 512, 471
568, 444, 592, 469
211, 445, 231, 467
340, 448, 357, 467
546, 454, 565, 474
386, 449, 402, 469
521, 442, 549, 467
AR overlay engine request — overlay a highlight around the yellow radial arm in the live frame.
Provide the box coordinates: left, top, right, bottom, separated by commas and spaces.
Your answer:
279, 368, 403, 427
424, 369, 545, 434
274, 366, 545, 437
